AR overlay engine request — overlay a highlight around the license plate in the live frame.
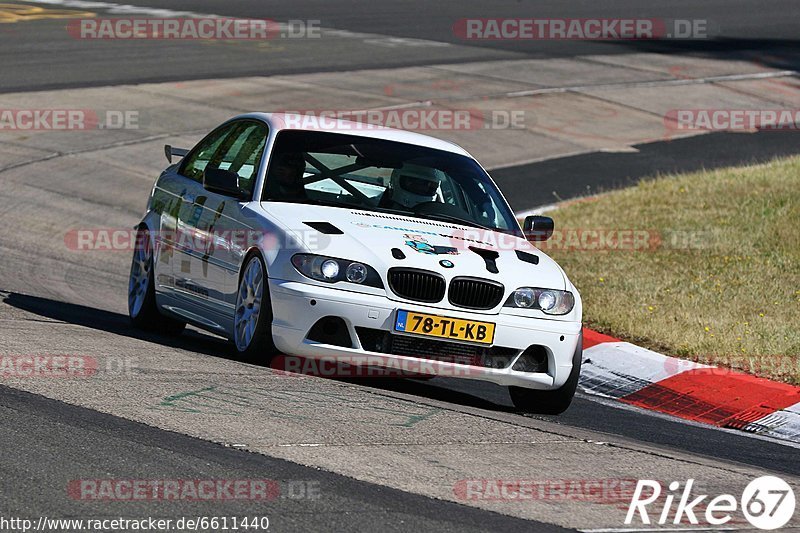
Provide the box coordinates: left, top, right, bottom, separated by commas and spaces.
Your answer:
394, 310, 495, 345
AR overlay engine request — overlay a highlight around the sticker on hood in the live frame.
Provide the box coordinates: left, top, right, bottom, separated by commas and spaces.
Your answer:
403, 234, 459, 255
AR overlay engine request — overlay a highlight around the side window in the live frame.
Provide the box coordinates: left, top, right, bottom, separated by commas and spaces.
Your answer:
180, 121, 269, 197
215, 122, 269, 196
180, 123, 238, 182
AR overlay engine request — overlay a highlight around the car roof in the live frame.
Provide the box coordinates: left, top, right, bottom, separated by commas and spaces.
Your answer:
236, 112, 472, 157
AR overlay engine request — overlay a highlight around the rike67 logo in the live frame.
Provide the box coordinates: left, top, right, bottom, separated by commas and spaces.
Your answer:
626, 477, 796, 530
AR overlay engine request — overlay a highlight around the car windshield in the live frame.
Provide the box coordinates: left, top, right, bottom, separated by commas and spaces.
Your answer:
262, 130, 521, 235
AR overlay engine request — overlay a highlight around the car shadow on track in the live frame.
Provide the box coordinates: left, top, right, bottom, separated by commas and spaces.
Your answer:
2, 291, 234, 359
340, 376, 517, 413
3, 291, 519, 414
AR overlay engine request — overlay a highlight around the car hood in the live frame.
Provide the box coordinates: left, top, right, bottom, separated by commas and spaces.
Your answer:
261, 203, 567, 291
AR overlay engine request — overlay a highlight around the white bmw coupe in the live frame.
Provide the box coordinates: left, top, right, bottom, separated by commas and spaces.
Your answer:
129, 113, 583, 413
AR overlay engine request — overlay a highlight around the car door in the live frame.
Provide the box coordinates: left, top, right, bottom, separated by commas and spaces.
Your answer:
179, 120, 270, 332
160, 121, 242, 329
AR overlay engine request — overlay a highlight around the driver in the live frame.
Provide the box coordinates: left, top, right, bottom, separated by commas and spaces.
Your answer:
382, 164, 443, 210
268, 151, 307, 200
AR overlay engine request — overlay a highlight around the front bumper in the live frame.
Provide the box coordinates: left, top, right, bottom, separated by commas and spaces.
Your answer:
269, 279, 582, 390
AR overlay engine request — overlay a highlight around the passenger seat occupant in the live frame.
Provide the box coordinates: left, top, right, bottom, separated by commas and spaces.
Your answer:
381, 164, 443, 210
267, 152, 307, 201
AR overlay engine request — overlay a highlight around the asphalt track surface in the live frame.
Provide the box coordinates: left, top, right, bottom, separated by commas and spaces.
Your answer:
2, 0, 800, 92
5, 292, 799, 479
2, 1, 800, 531
0, 383, 568, 532
494, 129, 800, 210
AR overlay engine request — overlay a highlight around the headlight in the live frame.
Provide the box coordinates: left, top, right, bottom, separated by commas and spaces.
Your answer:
505, 287, 574, 315
538, 290, 557, 311
345, 262, 368, 283
513, 287, 535, 308
291, 254, 383, 288
320, 259, 339, 280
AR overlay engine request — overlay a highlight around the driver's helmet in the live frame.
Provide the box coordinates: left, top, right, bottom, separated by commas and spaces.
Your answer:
390, 164, 442, 209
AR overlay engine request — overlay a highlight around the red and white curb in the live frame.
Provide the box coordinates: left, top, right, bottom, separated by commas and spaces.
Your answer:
578, 328, 800, 444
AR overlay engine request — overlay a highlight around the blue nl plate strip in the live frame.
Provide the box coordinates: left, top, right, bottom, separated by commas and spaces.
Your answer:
394, 310, 408, 332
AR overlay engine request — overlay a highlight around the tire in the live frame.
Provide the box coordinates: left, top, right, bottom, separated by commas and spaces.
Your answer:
233, 253, 278, 362
509, 334, 582, 415
128, 227, 186, 335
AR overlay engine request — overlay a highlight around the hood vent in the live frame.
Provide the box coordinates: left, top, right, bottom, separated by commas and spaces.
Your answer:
303, 221, 343, 235
515, 250, 539, 265
468, 246, 500, 274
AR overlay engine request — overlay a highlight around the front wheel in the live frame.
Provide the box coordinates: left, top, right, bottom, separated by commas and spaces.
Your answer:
234, 253, 278, 362
128, 228, 186, 335
509, 334, 582, 415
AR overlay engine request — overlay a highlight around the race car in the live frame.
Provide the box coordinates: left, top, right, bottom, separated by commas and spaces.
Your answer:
128, 113, 583, 413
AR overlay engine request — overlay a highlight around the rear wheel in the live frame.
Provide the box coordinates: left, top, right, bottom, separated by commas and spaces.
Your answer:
128, 228, 185, 335
234, 253, 278, 362
509, 334, 582, 415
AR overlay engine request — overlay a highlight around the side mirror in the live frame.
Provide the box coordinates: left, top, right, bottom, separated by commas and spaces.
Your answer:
523, 215, 554, 241
203, 168, 248, 200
